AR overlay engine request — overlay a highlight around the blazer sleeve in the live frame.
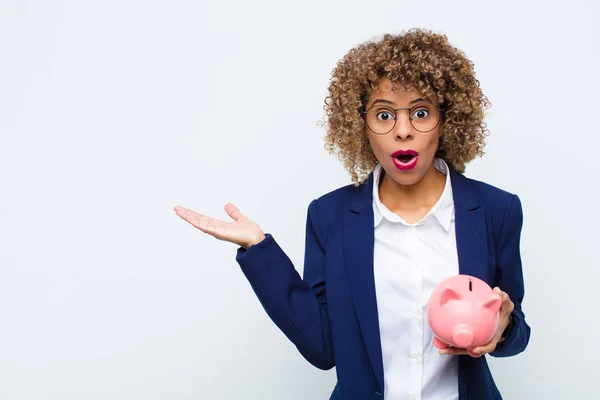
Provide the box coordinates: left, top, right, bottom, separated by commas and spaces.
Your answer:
235, 199, 335, 370
490, 194, 532, 357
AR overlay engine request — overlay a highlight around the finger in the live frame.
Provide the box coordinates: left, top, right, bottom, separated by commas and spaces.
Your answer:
472, 342, 497, 355
439, 347, 469, 355
493, 287, 513, 311
224, 203, 244, 222
497, 294, 514, 317
174, 206, 208, 228
174, 205, 193, 222
174, 206, 195, 222
493, 287, 507, 300
504, 300, 514, 314
174, 206, 225, 235
492, 318, 509, 345
494, 287, 511, 302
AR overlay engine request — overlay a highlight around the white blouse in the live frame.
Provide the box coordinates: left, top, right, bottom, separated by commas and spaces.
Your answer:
372, 158, 459, 400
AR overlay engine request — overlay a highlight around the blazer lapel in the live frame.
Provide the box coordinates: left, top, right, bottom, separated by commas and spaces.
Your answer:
450, 168, 490, 284
450, 169, 491, 398
342, 172, 384, 391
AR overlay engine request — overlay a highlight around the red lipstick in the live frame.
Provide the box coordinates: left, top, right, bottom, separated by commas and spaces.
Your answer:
391, 149, 419, 170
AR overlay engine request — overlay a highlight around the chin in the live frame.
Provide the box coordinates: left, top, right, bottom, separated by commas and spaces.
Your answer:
385, 165, 427, 186
394, 176, 424, 187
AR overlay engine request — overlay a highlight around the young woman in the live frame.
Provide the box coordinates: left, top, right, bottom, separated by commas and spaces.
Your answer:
174, 28, 531, 400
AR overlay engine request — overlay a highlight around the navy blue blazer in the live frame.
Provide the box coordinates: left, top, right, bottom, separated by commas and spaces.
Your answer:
236, 167, 531, 400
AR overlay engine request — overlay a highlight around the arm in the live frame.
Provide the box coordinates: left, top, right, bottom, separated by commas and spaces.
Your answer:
490, 194, 531, 357
235, 199, 335, 369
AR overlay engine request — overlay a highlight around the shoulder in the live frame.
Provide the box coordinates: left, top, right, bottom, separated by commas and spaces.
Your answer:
458, 173, 524, 239
463, 174, 520, 211
306, 180, 366, 244
314, 181, 360, 210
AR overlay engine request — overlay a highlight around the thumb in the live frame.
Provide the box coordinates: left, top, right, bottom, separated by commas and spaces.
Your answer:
224, 203, 244, 222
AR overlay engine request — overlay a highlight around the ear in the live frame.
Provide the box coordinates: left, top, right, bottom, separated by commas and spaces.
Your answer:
440, 287, 461, 306
482, 295, 502, 314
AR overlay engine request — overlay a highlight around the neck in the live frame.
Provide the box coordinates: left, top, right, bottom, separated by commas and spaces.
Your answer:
378, 161, 447, 214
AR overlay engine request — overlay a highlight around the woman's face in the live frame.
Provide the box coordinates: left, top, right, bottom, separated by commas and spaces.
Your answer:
364, 78, 443, 186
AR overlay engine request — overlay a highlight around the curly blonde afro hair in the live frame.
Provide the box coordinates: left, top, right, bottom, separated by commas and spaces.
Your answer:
323, 28, 491, 186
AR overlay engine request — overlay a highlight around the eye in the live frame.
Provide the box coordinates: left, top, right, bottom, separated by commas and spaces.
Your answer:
376, 111, 394, 121
411, 108, 430, 120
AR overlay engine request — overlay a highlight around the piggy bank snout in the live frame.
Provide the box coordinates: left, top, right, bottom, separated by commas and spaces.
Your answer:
452, 324, 475, 348
428, 275, 502, 351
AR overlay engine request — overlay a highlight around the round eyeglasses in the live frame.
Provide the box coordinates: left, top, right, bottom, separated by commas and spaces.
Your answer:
361, 101, 443, 134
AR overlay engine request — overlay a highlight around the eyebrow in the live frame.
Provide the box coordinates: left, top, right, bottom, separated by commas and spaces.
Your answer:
370, 97, 430, 107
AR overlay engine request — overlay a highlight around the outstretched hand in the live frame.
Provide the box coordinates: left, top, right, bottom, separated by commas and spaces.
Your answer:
174, 203, 266, 250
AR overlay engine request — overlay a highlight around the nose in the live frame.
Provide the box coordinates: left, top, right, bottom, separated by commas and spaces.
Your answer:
393, 111, 414, 140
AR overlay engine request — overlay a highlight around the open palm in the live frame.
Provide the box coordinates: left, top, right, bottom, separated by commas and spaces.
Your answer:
174, 203, 265, 249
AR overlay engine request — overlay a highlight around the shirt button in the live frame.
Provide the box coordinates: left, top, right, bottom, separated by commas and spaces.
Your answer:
412, 352, 421, 359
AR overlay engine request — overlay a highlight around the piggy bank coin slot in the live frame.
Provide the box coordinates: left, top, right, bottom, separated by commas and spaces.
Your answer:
468, 279, 473, 292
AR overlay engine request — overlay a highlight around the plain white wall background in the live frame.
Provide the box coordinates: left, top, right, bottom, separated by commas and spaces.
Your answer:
1, 0, 599, 399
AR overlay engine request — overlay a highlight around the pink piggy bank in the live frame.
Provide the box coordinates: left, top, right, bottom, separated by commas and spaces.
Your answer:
427, 275, 502, 358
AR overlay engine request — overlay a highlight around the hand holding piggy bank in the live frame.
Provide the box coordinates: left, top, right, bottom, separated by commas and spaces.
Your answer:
427, 275, 502, 358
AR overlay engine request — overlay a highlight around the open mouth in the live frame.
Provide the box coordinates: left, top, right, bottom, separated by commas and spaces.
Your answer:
394, 154, 416, 163
391, 149, 419, 170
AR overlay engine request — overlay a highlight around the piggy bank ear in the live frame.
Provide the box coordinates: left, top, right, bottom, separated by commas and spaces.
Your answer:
440, 287, 462, 306
482, 295, 502, 314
